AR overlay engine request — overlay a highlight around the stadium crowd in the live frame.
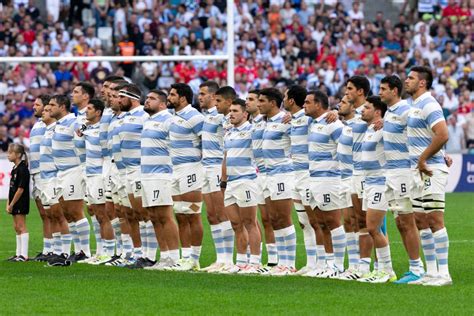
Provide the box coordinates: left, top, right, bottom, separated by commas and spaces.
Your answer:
0, 0, 473, 153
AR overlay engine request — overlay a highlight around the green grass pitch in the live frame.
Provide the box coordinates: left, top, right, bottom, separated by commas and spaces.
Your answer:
0, 193, 473, 315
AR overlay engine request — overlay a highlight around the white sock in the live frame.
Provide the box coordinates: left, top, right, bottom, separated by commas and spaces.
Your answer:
160, 250, 169, 259
297, 212, 317, 268
273, 228, 287, 267
281, 225, 296, 268
111, 218, 122, 255
210, 224, 224, 263
76, 218, 91, 257
169, 249, 180, 261
16, 235, 21, 257
133, 247, 143, 259
326, 252, 335, 268
44, 238, 53, 254
104, 239, 115, 257
266, 243, 278, 265
191, 245, 202, 263
146, 220, 158, 261
375, 245, 393, 273
359, 257, 371, 274
20, 233, 29, 258
91, 215, 102, 256
121, 234, 133, 257
68, 222, 80, 254
246, 244, 251, 262
409, 258, 424, 276
139, 221, 147, 259
61, 233, 72, 256
220, 221, 234, 264
331, 226, 346, 272
420, 228, 437, 274
316, 245, 326, 269
52, 232, 62, 255
346, 232, 359, 269
236, 253, 247, 265
250, 254, 260, 265
181, 247, 192, 259
434, 227, 450, 276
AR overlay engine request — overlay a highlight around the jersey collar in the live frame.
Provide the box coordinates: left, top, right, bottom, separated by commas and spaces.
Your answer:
292, 109, 305, 119
176, 104, 193, 115
315, 111, 329, 123
267, 111, 284, 122
412, 91, 432, 105
58, 112, 76, 123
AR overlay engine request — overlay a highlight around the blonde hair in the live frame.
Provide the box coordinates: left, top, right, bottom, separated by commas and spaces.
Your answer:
8, 143, 28, 166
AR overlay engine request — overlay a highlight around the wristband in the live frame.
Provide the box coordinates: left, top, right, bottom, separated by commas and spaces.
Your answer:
220, 181, 227, 189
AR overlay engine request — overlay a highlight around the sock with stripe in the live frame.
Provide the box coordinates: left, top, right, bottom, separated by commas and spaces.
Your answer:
346, 232, 359, 270
250, 254, 260, 265
61, 233, 72, 256
111, 218, 122, 256
420, 228, 437, 274
52, 232, 62, 255
191, 245, 202, 263
359, 257, 371, 274
68, 222, 80, 254
375, 245, 393, 273
409, 258, 424, 276
104, 239, 115, 257
433, 227, 450, 276
181, 247, 192, 259
282, 225, 297, 268
236, 253, 247, 265
221, 221, 235, 264
146, 220, 158, 261
210, 224, 224, 263
326, 252, 335, 268
121, 233, 133, 257
133, 247, 143, 259
91, 215, 102, 256
44, 238, 53, 255
297, 211, 317, 268
316, 245, 326, 269
331, 226, 347, 272
273, 228, 287, 267
266, 243, 278, 266
76, 218, 91, 257
139, 221, 148, 259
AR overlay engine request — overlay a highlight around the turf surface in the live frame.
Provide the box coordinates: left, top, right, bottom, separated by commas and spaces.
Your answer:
0, 193, 473, 315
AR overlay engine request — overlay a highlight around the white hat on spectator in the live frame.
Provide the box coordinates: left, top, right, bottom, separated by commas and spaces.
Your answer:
73, 29, 83, 37
136, 1, 146, 11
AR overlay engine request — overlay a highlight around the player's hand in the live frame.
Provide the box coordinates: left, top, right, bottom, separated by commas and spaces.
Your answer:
76, 129, 83, 137
444, 155, 453, 168
6, 204, 12, 214
373, 119, 384, 131
417, 158, 433, 178
282, 112, 292, 124
325, 110, 338, 123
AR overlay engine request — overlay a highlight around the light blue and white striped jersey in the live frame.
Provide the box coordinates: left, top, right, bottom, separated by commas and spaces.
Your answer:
52, 113, 81, 171
40, 122, 58, 180
99, 107, 114, 159
202, 106, 218, 117
202, 111, 231, 167
361, 124, 386, 185
119, 106, 149, 171
383, 99, 411, 172
308, 112, 343, 179
141, 110, 173, 178
29, 119, 46, 175
407, 92, 448, 172
251, 114, 266, 173
110, 113, 127, 172
74, 107, 87, 164
225, 121, 257, 182
290, 109, 312, 172
352, 106, 368, 175
337, 117, 356, 179
262, 111, 293, 175
169, 104, 204, 166
84, 122, 103, 176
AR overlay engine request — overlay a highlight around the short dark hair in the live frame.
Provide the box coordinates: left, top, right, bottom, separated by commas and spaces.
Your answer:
149, 89, 168, 103
307, 90, 329, 109
104, 75, 124, 83
199, 81, 219, 94
347, 75, 371, 97
232, 98, 246, 110
215, 86, 237, 101
76, 82, 95, 99
410, 66, 434, 89
171, 83, 193, 104
381, 75, 403, 97
366, 95, 387, 117
123, 83, 142, 100
89, 98, 104, 116
51, 94, 71, 111
248, 89, 260, 96
113, 83, 128, 91
287, 85, 307, 107
38, 94, 51, 106
259, 88, 283, 107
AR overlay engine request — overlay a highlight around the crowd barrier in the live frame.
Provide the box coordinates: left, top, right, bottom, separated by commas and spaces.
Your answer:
0, 154, 473, 199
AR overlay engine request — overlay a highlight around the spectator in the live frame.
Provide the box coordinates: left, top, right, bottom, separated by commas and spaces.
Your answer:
446, 114, 465, 152
0, 126, 13, 152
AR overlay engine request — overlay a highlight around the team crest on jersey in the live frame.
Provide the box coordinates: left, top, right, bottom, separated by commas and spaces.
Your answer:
316, 125, 324, 131
129, 117, 136, 122
178, 119, 184, 124
153, 123, 161, 128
